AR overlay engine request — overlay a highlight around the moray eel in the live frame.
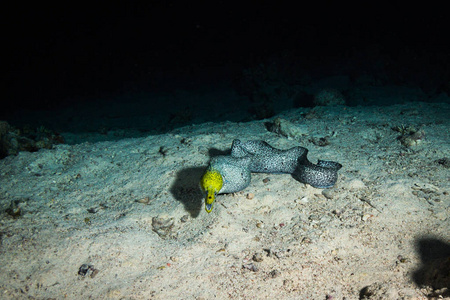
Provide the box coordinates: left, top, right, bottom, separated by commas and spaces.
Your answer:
200, 139, 342, 213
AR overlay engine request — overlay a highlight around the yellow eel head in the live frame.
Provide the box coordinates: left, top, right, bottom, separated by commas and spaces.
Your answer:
200, 168, 223, 213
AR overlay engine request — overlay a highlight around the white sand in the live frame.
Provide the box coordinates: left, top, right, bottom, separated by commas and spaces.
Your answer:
0, 102, 449, 299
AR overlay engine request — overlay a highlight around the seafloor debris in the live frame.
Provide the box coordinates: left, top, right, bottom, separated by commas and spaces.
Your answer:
0, 121, 64, 159
310, 136, 331, 147
242, 263, 258, 272
5, 200, 23, 218
135, 197, 151, 205
152, 215, 174, 239
269, 269, 281, 278
435, 157, 450, 168
359, 282, 391, 299
266, 117, 308, 139
77, 264, 99, 278
392, 124, 425, 148
252, 252, 264, 262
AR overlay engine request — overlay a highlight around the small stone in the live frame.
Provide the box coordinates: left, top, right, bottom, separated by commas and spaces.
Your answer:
362, 214, 373, 221
87, 207, 97, 214
243, 263, 258, 272
78, 264, 90, 276
269, 269, 281, 278
397, 255, 410, 263
262, 178, 270, 183
246, 193, 255, 200
253, 253, 264, 262
136, 197, 150, 204
152, 215, 174, 239
301, 237, 312, 244
322, 189, 335, 199
332, 209, 342, 217
296, 196, 309, 203
256, 222, 264, 228
180, 215, 189, 223
78, 264, 99, 278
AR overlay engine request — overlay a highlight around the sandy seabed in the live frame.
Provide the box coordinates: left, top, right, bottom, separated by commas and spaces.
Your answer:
0, 102, 449, 299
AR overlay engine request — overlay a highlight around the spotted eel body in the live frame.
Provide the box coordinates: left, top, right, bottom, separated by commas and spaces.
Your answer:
200, 139, 342, 212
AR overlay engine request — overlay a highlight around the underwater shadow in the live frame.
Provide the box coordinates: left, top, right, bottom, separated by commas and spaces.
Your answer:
412, 236, 450, 297
208, 147, 230, 157
169, 167, 205, 218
